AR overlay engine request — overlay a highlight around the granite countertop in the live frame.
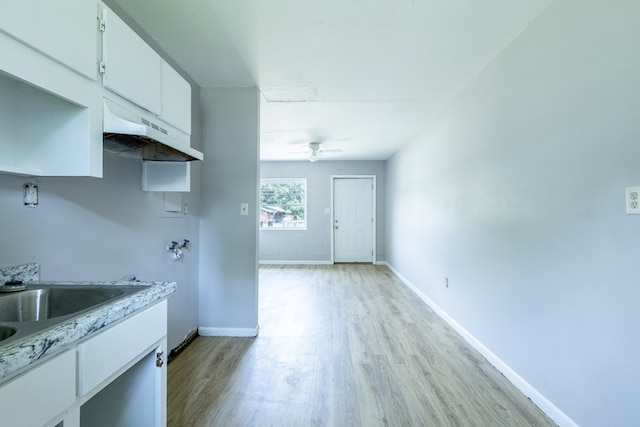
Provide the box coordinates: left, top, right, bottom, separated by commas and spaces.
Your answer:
0, 264, 176, 383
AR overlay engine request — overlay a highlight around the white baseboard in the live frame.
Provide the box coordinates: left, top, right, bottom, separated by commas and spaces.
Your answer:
259, 260, 333, 265
260, 260, 388, 266
198, 325, 260, 337
385, 263, 577, 427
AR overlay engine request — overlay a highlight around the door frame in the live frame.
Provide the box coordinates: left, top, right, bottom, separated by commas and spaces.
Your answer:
330, 175, 377, 264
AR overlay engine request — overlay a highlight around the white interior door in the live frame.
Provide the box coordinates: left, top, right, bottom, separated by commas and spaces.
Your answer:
333, 178, 374, 263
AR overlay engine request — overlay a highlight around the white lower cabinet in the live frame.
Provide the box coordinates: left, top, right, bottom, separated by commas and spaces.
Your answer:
0, 350, 76, 427
77, 301, 166, 396
77, 300, 168, 427
0, 300, 168, 427
79, 344, 166, 427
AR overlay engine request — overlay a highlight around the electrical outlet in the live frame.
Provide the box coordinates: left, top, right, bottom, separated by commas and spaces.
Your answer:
23, 183, 38, 207
626, 187, 640, 214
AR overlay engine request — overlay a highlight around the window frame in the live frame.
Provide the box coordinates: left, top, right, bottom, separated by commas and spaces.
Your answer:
259, 178, 308, 231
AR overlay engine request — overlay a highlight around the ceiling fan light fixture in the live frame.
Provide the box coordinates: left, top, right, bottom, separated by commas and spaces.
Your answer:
309, 151, 318, 162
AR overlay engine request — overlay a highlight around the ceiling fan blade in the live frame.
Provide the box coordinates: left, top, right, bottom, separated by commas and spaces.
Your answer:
285, 141, 344, 161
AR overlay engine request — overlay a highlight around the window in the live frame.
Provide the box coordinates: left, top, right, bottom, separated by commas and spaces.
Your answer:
260, 179, 307, 229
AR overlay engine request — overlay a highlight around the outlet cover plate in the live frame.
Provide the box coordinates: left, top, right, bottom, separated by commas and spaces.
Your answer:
23, 183, 38, 206
626, 186, 640, 214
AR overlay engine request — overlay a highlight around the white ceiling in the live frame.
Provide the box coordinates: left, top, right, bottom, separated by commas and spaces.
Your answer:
113, 0, 551, 161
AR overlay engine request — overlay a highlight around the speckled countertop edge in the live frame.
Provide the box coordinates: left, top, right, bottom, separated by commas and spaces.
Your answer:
0, 273, 176, 383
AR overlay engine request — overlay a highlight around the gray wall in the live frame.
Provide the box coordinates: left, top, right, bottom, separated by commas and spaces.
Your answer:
0, 151, 202, 351
385, 1, 640, 426
260, 161, 385, 263
199, 88, 259, 334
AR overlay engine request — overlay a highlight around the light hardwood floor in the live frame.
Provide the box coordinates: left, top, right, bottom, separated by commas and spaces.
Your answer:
168, 264, 556, 426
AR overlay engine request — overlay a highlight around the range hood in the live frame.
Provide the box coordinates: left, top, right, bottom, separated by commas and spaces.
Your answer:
103, 98, 203, 162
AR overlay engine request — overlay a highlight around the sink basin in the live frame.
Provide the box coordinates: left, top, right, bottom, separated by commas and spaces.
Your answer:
0, 286, 127, 322
0, 326, 16, 341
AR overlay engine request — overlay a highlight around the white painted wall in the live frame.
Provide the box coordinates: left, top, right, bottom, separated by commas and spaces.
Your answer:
260, 161, 385, 263
385, 1, 640, 425
199, 88, 259, 335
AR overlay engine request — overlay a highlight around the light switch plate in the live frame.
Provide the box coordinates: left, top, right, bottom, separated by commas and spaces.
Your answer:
626, 186, 640, 214
240, 203, 249, 215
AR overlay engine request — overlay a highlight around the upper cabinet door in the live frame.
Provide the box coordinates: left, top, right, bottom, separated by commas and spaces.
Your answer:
102, 8, 162, 115
160, 61, 192, 135
0, 0, 97, 79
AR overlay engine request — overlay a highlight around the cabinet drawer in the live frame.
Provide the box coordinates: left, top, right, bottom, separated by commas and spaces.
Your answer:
77, 300, 167, 396
0, 350, 75, 427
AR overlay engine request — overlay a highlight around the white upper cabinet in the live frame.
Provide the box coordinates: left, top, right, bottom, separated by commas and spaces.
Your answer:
101, 8, 162, 115
160, 61, 192, 135
0, 0, 97, 79
0, 1, 195, 180
0, 0, 102, 177
100, 6, 192, 136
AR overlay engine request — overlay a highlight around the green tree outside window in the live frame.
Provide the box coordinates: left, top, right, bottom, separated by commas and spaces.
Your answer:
260, 180, 307, 229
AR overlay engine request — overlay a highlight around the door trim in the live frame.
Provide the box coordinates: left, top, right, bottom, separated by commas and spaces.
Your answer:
330, 175, 376, 264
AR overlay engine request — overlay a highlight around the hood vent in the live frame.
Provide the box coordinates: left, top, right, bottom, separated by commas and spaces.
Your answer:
103, 98, 203, 162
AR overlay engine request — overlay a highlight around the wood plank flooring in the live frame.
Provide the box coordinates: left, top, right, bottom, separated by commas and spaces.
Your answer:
168, 264, 556, 426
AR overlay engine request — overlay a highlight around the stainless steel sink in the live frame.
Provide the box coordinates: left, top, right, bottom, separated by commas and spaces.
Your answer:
0, 287, 127, 322
0, 326, 16, 342
0, 284, 147, 348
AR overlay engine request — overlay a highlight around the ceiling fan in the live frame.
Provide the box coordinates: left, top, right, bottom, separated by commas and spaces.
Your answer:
289, 142, 342, 162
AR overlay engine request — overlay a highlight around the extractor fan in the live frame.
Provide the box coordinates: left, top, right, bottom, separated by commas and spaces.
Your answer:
288, 142, 342, 162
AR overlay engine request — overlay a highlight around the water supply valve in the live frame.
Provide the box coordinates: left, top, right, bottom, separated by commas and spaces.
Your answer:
167, 239, 190, 261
